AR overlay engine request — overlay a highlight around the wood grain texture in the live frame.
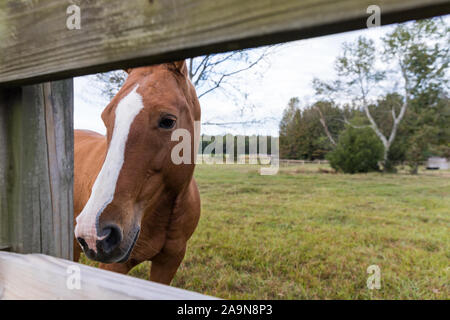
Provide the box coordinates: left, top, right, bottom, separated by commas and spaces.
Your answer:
0, 80, 73, 259
1, 0, 449, 85
0, 251, 217, 300
42, 81, 74, 260
0, 91, 10, 249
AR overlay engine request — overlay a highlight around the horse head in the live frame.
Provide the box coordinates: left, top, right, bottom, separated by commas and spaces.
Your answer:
74, 61, 200, 263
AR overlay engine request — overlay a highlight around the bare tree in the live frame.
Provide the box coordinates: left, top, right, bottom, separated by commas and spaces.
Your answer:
94, 70, 127, 101
315, 104, 336, 147
92, 46, 277, 127
188, 47, 273, 99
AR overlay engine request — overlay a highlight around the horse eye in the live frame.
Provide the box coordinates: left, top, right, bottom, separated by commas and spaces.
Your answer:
159, 117, 176, 129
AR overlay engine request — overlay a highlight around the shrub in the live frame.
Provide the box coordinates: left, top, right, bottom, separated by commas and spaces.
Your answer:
327, 127, 384, 173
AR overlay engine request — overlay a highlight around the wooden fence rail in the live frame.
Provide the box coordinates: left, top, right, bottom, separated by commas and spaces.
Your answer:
0, 251, 216, 300
1, 0, 449, 86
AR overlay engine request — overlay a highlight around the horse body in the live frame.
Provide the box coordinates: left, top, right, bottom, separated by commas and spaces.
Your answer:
73, 61, 201, 284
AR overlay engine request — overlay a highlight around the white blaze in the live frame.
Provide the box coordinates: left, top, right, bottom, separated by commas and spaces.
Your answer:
75, 85, 144, 252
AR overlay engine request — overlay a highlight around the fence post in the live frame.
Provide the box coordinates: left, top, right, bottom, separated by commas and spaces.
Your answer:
0, 94, 9, 250
0, 79, 74, 259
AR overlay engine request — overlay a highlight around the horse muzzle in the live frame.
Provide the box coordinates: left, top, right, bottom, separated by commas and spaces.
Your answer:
76, 224, 140, 264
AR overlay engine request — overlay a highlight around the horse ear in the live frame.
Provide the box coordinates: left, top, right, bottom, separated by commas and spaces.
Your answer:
123, 68, 132, 74
172, 60, 188, 77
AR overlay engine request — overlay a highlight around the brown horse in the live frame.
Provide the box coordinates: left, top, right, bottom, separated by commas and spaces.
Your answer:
73, 61, 201, 285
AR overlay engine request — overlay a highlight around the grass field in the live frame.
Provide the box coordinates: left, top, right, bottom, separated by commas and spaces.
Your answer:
81, 163, 450, 299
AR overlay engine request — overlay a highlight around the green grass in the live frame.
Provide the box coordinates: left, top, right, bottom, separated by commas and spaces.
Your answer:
82, 164, 450, 299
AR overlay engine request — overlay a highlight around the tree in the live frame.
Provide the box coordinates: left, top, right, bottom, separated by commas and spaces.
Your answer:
327, 127, 384, 174
404, 95, 450, 173
313, 100, 354, 148
279, 98, 348, 160
187, 48, 274, 100
386, 20, 449, 173
95, 70, 127, 100
405, 125, 437, 174
93, 47, 276, 126
313, 18, 449, 171
370, 93, 409, 166
279, 97, 300, 159
314, 36, 396, 167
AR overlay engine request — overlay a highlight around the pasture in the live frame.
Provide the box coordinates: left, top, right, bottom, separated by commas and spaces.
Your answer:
81, 163, 450, 299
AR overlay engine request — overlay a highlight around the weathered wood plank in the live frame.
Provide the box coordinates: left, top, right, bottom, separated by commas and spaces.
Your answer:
0, 90, 10, 249
42, 81, 74, 260
0, 80, 73, 259
0, 252, 216, 300
1, 0, 449, 86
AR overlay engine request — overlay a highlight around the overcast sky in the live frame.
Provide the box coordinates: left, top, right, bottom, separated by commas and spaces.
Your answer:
74, 16, 449, 137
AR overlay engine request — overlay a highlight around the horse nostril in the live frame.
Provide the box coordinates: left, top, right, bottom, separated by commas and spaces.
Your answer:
77, 237, 88, 250
100, 225, 122, 254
